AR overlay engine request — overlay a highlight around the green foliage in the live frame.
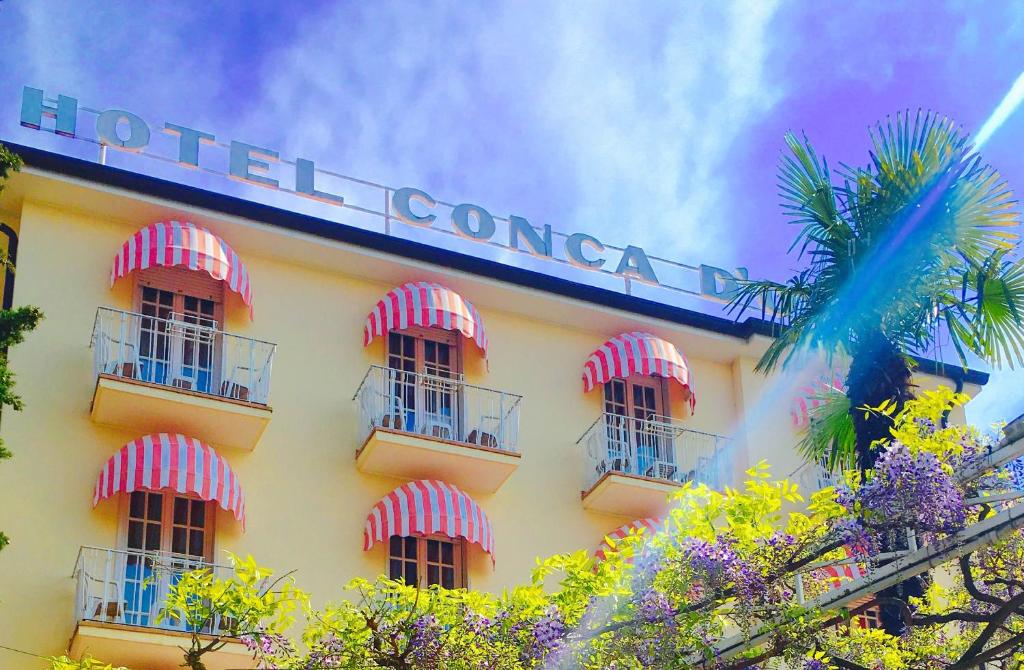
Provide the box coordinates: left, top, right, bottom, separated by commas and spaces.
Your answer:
731, 112, 1024, 370
48, 656, 127, 670
728, 112, 1024, 468
797, 387, 855, 470
158, 553, 307, 670
0, 142, 22, 182
72, 394, 1024, 669
0, 144, 42, 555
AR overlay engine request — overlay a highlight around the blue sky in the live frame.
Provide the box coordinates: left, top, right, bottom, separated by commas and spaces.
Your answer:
0, 1, 1022, 429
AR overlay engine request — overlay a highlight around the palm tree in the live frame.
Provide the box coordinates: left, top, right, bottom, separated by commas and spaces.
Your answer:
730, 110, 1024, 473
729, 111, 1024, 636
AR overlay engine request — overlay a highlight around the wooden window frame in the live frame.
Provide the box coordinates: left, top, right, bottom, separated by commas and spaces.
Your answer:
131, 268, 227, 394
604, 374, 671, 422
133, 266, 226, 324
386, 534, 467, 589
117, 491, 216, 563
385, 325, 463, 378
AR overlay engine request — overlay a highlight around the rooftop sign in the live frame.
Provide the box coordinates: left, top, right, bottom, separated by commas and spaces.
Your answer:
14, 86, 750, 311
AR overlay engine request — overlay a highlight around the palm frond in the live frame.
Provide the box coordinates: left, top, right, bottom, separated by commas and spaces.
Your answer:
942, 251, 1024, 368
736, 110, 1023, 381
863, 110, 1018, 263
778, 132, 851, 259
726, 273, 811, 324
796, 390, 855, 472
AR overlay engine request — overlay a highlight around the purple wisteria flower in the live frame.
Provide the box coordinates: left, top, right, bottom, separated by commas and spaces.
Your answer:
521, 605, 566, 661
635, 588, 674, 623
409, 614, 443, 662
841, 442, 966, 534
683, 537, 766, 601
240, 629, 293, 667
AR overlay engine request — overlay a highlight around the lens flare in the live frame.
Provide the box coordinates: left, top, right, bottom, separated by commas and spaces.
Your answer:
549, 70, 1024, 666
974, 70, 1024, 149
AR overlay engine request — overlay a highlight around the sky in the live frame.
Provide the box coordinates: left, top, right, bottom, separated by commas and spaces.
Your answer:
0, 0, 1022, 429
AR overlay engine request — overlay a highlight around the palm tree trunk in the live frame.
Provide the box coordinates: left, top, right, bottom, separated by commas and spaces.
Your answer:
846, 331, 920, 635
846, 332, 914, 470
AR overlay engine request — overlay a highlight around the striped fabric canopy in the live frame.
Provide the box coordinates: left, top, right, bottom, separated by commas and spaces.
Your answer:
363, 282, 488, 355
93, 433, 246, 528
363, 479, 494, 561
594, 517, 664, 561
111, 221, 254, 318
582, 332, 695, 408
813, 545, 868, 590
791, 373, 846, 428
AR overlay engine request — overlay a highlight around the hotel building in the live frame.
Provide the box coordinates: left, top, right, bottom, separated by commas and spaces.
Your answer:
0, 136, 986, 669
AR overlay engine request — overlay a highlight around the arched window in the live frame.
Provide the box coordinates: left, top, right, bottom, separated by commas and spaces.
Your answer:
133, 266, 224, 394
385, 326, 462, 436
582, 332, 695, 483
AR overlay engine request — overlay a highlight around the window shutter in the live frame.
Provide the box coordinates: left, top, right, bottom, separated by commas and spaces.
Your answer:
136, 266, 225, 303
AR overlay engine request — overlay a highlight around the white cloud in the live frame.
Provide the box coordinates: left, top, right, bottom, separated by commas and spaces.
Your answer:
244, 0, 784, 266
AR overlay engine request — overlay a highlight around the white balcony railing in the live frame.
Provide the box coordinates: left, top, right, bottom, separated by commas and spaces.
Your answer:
579, 413, 732, 490
354, 365, 522, 452
91, 307, 276, 405
72, 546, 233, 633
792, 458, 842, 494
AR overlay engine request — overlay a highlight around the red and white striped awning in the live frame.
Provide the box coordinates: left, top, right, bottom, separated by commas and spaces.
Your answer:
813, 545, 868, 590
791, 373, 846, 428
93, 433, 246, 528
363, 282, 488, 355
582, 332, 695, 407
111, 221, 254, 318
594, 517, 664, 561
363, 479, 494, 562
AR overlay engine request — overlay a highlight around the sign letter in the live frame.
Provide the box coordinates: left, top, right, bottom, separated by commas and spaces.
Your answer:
699, 264, 748, 301
451, 204, 496, 241
296, 158, 344, 205
20, 86, 78, 137
509, 215, 552, 257
392, 187, 436, 227
615, 245, 658, 284
565, 233, 606, 269
164, 123, 215, 167
229, 141, 279, 188
96, 110, 151, 152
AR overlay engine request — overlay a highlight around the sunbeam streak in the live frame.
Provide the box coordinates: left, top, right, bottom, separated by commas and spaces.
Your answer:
546, 70, 1024, 667
974, 70, 1024, 149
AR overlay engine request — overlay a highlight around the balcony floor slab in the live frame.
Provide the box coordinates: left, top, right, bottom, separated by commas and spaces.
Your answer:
581, 472, 681, 518
356, 427, 520, 494
69, 620, 253, 670
91, 374, 272, 451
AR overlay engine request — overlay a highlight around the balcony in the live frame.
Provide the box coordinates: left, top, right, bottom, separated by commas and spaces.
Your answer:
793, 459, 841, 494
354, 365, 522, 493
90, 307, 275, 451
70, 546, 253, 670
578, 413, 731, 517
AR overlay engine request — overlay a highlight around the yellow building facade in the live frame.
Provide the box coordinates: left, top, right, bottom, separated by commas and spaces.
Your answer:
0, 143, 985, 669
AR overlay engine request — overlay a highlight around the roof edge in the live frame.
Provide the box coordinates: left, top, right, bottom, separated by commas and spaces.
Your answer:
4, 141, 989, 388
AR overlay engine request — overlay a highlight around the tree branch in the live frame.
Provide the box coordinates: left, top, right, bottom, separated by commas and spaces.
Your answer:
959, 554, 1002, 606
954, 590, 1024, 665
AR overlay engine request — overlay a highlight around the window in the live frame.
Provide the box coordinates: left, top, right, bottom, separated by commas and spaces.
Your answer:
134, 268, 224, 394
385, 328, 462, 439
125, 490, 212, 559
388, 535, 465, 589
120, 491, 214, 626
603, 376, 673, 478
854, 606, 882, 629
